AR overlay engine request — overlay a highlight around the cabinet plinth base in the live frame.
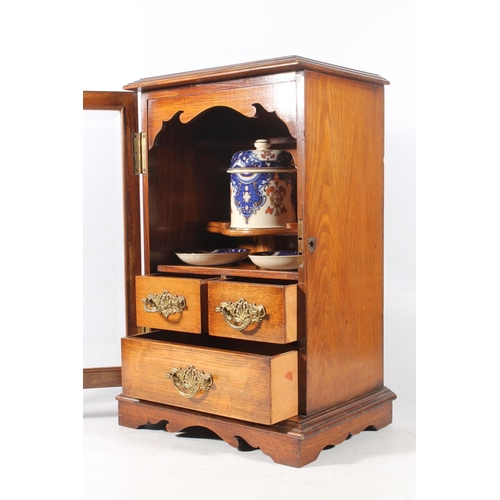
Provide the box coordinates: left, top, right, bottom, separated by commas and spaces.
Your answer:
116, 386, 396, 467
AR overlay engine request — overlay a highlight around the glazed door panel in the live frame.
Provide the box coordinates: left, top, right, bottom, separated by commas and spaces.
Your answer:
83, 108, 125, 372
83, 91, 141, 388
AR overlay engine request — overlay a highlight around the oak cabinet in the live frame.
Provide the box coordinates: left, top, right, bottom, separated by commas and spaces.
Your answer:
86, 56, 396, 467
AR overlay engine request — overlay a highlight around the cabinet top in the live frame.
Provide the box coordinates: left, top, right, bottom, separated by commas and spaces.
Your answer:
123, 55, 389, 91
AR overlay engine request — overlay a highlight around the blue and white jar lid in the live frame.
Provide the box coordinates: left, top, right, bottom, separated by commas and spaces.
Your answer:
228, 139, 296, 173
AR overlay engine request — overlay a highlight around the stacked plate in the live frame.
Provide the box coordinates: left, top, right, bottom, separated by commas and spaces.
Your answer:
248, 251, 298, 270
176, 248, 298, 270
175, 248, 249, 266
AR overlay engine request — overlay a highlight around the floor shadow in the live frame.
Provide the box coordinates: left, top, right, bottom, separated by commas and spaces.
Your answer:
177, 426, 257, 452
143, 425, 258, 452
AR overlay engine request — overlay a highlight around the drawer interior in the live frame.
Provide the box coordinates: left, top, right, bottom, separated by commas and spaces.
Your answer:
130, 330, 297, 357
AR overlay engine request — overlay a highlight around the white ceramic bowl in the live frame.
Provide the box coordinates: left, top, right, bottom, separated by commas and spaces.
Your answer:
248, 251, 298, 270
176, 248, 249, 266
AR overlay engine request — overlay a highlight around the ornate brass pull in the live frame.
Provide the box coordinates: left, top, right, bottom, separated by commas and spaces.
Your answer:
166, 365, 213, 398
215, 298, 266, 331
142, 290, 186, 319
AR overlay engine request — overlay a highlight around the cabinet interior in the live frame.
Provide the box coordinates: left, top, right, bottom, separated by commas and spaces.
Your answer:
147, 104, 298, 277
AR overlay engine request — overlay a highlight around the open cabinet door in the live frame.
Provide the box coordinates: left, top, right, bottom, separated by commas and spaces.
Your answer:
83, 91, 141, 388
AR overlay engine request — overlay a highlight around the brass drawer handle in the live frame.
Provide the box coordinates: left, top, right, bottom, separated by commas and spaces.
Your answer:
142, 290, 186, 319
215, 298, 266, 331
166, 365, 213, 398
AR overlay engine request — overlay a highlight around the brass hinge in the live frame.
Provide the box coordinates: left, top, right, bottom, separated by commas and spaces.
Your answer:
297, 219, 304, 267
133, 132, 147, 175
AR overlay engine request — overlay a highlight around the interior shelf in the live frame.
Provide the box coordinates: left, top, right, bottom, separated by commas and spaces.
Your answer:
200, 221, 298, 237
156, 262, 298, 281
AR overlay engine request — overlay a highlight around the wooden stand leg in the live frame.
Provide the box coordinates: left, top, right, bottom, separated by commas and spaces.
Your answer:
117, 387, 396, 468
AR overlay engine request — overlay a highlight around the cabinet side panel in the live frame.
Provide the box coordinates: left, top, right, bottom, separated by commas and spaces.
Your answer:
303, 72, 385, 413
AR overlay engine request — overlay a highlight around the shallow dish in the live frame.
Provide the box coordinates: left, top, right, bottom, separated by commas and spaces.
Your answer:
175, 248, 250, 266
248, 251, 298, 270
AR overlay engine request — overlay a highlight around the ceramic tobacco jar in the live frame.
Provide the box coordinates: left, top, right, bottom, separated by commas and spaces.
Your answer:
228, 139, 297, 229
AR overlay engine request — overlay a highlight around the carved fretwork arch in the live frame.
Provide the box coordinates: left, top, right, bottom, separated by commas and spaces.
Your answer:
178, 102, 258, 124
150, 104, 296, 150
146, 79, 298, 149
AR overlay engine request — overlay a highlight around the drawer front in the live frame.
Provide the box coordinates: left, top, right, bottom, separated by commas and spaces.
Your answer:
136, 276, 205, 333
208, 281, 297, 344
121, 336, 298, 425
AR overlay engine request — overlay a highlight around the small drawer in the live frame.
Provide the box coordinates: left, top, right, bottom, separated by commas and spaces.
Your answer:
136, 275, 206, 333
121, 334, 298, 425
208, 280, 297, 344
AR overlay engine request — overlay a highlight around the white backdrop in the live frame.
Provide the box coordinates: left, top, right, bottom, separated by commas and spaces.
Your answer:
7, 0, 500, 496
80, 0, 415, 493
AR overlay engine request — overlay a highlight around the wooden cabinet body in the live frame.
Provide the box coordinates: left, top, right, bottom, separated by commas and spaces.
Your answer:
105, 56, 395, 467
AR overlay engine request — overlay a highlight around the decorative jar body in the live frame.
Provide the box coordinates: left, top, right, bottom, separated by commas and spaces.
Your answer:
229, 140, 297, 229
